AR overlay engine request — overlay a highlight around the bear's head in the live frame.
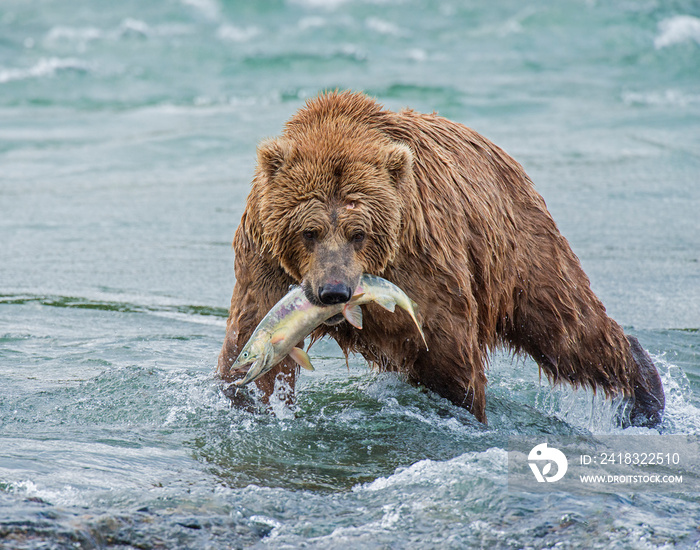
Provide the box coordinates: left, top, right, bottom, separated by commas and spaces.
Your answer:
252, 123, 414, 317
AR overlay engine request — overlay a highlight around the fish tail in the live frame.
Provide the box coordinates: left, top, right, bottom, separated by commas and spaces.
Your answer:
400, 298, 429, 351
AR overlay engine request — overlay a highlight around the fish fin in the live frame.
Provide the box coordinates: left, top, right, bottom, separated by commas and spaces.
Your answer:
264, 341, 275, 361
343, 304, 363, 329
350, 292, 365, 301
270, 333, 284, 345
374, 296, 397, 313
289, 347, 314, 371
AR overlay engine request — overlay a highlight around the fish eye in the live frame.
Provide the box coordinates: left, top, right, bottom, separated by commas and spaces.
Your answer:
240, 351, 249, 360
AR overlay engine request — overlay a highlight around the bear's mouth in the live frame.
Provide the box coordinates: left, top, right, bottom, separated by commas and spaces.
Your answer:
323, 312, 345, 326
302, 282, 324, 307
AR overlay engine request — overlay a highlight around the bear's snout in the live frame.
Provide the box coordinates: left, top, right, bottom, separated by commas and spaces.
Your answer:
318, 282, 353, 305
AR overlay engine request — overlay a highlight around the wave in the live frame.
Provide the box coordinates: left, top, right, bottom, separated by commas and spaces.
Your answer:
242, 48, 367, 69
181, 0, 221, 21
368, 83, 462, 103
0, 293, 227, 326
655, 15, 700, 49
0, 57, 91, 84
288, 0, 353, 9
365, 17, 402, 37
216, 24, 261, 42
45, 25, 103, 44
44, 19, 193, 46
45, 19, 260, 48
355, 447, 507, 493
622, 89, 700, 107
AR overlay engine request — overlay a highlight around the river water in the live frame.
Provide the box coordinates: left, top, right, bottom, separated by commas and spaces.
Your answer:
1, 0, 699, 548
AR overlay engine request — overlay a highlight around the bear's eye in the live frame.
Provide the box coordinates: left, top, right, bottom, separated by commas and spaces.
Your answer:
302, 229, 317, 242
351, 231, 366, 244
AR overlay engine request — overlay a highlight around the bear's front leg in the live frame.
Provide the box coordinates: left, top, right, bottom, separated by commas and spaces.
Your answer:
217, 231, 299, 410
218, 308, 298, 410
626, 335, 665, 428
342, 300, 491, 424
408, 347, 489, 424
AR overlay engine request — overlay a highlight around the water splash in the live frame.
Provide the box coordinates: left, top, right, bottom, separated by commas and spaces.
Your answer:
269, 374, 298, 421
654, 355, 700, 433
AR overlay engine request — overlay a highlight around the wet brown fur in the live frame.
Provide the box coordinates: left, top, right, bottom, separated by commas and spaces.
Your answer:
218, 90, 662, 424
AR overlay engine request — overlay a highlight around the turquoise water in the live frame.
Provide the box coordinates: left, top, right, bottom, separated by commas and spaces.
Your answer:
1, 0, 699, 548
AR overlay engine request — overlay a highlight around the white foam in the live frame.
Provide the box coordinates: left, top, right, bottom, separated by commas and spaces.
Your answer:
622, 89, 700, 108
118, 18, 151, 38
288, 0, 352, 9
365, 17, 402, 36
23, 288, 226, 327
0, 57, 91, 84
290, 0, 398, 7
181, 0, 221, 20
298, 16, 327, 31
249, 515, 283, 538
307, 453, 507, 543
406, 48, 428, 62
43, 20, 193, 49
655, 15, 700, 49
355, 447, 507, 493
45, 25, 103, 44
472, 8, 534, 38
146, 309, 226, 327
216, 24, 261, 42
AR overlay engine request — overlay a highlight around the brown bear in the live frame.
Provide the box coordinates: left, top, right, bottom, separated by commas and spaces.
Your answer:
217, 90, 664, 427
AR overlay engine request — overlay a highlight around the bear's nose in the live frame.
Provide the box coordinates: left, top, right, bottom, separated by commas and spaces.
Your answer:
318, 283, 353, 305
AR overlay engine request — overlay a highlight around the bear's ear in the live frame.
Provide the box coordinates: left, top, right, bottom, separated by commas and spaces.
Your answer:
384, 142, 413, 188
257, 138, 292, 180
